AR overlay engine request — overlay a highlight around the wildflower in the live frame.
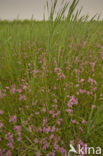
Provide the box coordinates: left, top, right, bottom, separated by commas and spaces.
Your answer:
58, 147, 67, 156
9, 115, 17, 123
52, 111, 60, 118
53, 98, 57, 103
35, 112, 40, 115
5, 86, 9, 89
49, 110, 54, 115
16, 88, 22, 93
79, 127, 83, 132
42, 118, 48, 126
34, 138, 38, 143
10, 84, 16, 94
17, 137, 21, 141
76, 84, 79, 87
49, 134, 54, 140
0, 91, 3, 99
57, 72, 65, 80
54, 67, 61, 72
76, 92, 80, 95
37, 127, 42, 132
42, 107, 46, 112
51, 126, 56, 132
71, 120, 79, 124
87, 91, 93, 95
42, 143, 49, 150
5, 132, 13, 142
43, 126, 51, 134
22, 85, 28, 90
14, 125, 21, 132
67, 96, 78, 108
79, 89, 86, 94
0, 122, 3, 128
53, 85, 57, 90
19, 95, 26, 101
57, 118, 63, 125
65, 109, 73, 115
14, 125, 21, 141
82, 120, 87, 125
88, 78, 97, 85
0, 110, 3, 115
5, 150, 12, 156
7, 142, 14, 149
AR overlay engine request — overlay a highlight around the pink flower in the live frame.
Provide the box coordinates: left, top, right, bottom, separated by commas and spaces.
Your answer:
79, 127, 83, 132
14, 125, 21, 132
38, 127, 42, 132
53, 85, 57, 90
57, 119, 62, 125
5, 86, 9, 89
43, 143, 49, 150
58, 147, 67, 155
5, 132, 13, 142
22, 85, 27, 90
0, 110, 3, 115
10, 84, 16, 94
52, 111, 60, 118
76, 84, 79, 87
19, 95, 26, 101
79, 89, 86, 94
17, 137, 21, 141
0, 91, 3, 99
0, 122, 3, 128
54, 67, 61, 72
49, 134, 54, 140
65, 109, 73, 115
82, 120, 87, 125
7, 142, 14, 149
54, 98, 57, 103
87, 91, 92, 95
35, 112, 40, 115
9, 115, 17, 123
51, 126, 56, 132
34, 138, 38, 143
71, 120, 79, 124
42, 107, 46, 112
5, 150, 12, 156
49, 110, 54, 115
57, 72, 65, 80
67, 96, 78, 108
43, 126, 51, 134
42, 118, 48, 126
16, 89, 22, 93
88, 78, 97, 85
31, 69, 39, 74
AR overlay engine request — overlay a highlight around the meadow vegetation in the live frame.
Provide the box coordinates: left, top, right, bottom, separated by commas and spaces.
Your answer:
0, 0, 103, 155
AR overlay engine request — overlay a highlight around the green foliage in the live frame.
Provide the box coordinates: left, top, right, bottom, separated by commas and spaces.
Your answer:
0, 0, 103, 155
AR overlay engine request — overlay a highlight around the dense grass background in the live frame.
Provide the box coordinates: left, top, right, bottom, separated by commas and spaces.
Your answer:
0, 0, 103, 155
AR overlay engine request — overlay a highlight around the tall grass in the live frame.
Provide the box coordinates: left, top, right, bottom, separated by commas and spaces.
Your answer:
0, 0, 103, 155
